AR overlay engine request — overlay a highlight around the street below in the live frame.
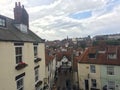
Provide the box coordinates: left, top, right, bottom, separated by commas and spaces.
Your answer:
52, 69, 73, 90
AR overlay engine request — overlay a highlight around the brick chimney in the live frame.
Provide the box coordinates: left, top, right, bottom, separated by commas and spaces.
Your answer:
14, 2, 29, 28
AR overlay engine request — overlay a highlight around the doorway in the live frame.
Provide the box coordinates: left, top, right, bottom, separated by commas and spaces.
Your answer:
85, 79, 89, 90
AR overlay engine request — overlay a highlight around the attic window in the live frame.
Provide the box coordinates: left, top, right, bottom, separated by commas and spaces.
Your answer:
0, 17, 6, 27
15, 24, 27, 33
108, 53, 117, 59
88, 53, 96, 59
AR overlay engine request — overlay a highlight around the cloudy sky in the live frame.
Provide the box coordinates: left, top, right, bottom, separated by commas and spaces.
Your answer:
0, 0, 120, 40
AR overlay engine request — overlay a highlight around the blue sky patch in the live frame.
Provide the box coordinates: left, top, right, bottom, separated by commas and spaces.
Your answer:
69, 11, 92, 20
106, 0, 120, 11
109, 0, 119, 4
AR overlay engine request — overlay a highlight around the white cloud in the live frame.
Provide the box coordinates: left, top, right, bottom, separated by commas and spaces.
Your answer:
28, 0, 113, 40
0, 0, 120, 40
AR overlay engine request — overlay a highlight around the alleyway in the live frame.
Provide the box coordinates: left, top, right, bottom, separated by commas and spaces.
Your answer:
57, 70, 72, 90
52, 69, 76, 90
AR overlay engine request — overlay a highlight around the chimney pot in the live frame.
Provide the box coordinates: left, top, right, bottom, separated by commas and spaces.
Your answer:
18, 2, 21, 7
15, 2, 17, 7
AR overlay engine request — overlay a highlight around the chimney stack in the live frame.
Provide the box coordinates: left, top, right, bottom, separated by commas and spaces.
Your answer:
14, 2, 29, 28
15, 2, 17, 7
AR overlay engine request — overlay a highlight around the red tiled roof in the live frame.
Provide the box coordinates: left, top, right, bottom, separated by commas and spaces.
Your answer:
88, 47, 97, 53
56, 50, 72, 61
79, 45, 120, 65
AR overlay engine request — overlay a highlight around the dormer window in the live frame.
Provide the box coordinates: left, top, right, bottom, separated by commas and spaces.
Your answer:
15, 24, 28, 33
0, 17, 6, 27
108, 53, 117, 59
107, 47, 117, 59
89, 53, 96, 59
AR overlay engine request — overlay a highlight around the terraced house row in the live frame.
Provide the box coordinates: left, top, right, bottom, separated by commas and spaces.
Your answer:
0, 2, 46, 90
78, 45, 120, 90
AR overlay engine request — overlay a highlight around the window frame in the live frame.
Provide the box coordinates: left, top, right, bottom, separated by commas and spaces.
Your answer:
107, 66, 115, 75
16, 77, 24, 90
15, 46, 23, 64
90, 65, 96, 73
91, 79, 97, 88
108, 53, 117, 59
34, 45, 38, 59
88, 53, 96, 59
35, 68, 39, 82
108, 81, 115, 90
0, 17, 6, 27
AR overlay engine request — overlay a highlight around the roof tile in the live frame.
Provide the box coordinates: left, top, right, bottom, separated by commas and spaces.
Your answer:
79, 46, 120, 65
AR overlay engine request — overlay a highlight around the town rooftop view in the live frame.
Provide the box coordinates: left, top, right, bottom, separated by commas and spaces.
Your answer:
0, 1, 120, 90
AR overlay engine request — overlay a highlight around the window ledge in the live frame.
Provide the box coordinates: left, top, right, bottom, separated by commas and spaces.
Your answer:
107, 74, 115, 76
15, 62, 28, 70
35, 80, 42, 87
90, 87, 99, 90
34, 58, 42, 63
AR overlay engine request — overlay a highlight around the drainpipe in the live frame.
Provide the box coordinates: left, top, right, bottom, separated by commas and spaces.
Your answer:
88, 73, 90, 90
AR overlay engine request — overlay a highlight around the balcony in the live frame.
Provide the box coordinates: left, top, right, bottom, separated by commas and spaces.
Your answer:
34, 58, 41, 63
15, 62, 28, 70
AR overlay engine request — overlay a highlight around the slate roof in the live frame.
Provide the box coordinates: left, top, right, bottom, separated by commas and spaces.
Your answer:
0, 15, 44, 43
79, 45, 120, 66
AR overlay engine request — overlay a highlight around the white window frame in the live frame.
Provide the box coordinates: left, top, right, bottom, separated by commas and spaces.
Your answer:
90, 65, 96, 73
34, 45, 38, 59
108, 53, 117, 59
15, 46, 23, 64
107, 66, 115, 75
16, 77, 24, 90
0, 17, 6, 27
91, 79, 97, 88
108, 81, 115, 90
35, 68, 39, 82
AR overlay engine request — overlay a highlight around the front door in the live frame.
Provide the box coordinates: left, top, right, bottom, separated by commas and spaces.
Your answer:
85, 79, 89, 90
